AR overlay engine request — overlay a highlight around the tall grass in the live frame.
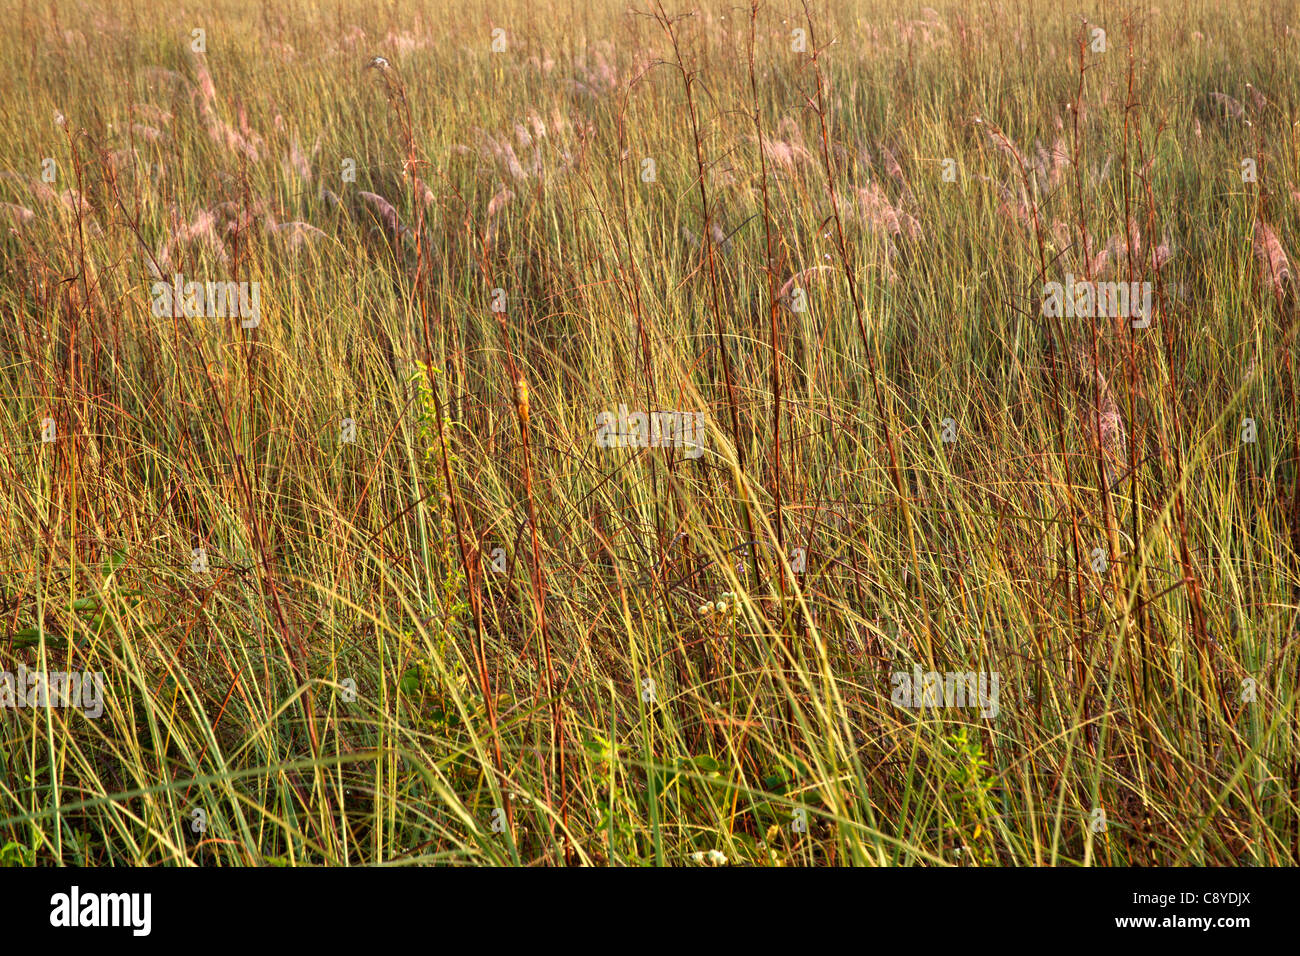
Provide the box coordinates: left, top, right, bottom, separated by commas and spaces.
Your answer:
1, 0, 1297, 866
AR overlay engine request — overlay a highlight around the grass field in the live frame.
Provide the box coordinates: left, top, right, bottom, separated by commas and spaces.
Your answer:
1, 0, 1298, 866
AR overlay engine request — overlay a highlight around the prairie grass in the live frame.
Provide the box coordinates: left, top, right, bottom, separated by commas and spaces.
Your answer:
0, 0, 1298, 866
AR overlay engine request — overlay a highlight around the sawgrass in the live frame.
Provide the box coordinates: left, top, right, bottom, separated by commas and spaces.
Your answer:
0, 0, 1297, 865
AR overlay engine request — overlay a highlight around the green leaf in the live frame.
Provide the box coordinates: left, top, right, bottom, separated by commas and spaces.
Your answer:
690, 754, 721, 773
10, 627, 68, 649
399, 667, 422, 695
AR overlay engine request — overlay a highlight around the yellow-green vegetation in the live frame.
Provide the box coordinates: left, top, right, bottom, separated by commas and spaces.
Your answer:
0, 0, 1297, 865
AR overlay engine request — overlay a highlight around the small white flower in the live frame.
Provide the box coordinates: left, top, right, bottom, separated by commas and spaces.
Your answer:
54, 111, 67, 128
706, 849, 728, 866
